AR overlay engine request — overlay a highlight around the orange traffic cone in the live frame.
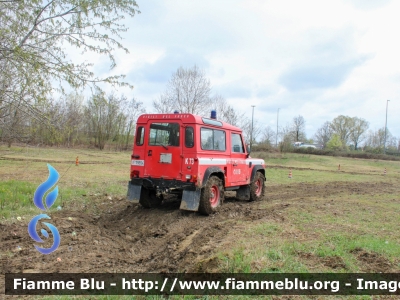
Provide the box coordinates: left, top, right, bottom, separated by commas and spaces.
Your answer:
383, 168, 387, 176
288, 169, 292, 179
75, 156, 79, 166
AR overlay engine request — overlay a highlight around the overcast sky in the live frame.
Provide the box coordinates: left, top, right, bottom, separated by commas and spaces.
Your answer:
93, 0, 399, 140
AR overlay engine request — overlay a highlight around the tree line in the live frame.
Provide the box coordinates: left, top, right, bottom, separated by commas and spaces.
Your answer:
258, 115, 399, 154
0, 64, 262, 149
1, 91, 145, 150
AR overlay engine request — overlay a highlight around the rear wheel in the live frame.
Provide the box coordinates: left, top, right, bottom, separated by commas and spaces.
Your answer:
199, 176, 224, 215
139, 188, 162, 208
249, 171, 265, 201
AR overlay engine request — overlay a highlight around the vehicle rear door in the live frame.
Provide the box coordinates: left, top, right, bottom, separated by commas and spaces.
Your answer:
143, 122, 183, 180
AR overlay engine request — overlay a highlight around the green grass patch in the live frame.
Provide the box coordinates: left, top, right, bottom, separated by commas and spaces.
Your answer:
219, 183, 400, 274
0, 145, 130, 218
0, 180, 37, 218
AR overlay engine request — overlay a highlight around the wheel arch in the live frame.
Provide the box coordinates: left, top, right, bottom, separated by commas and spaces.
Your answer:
201, 166, 225, 187
251, 165, 266, 181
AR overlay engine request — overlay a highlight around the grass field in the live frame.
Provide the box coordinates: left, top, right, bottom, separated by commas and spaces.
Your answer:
219, 152, 400, 273
1, 145, 400, 299
0, 145, 129, 219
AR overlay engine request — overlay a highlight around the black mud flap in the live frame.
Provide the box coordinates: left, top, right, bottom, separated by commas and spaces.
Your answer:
180, 189, 201, 211
236, 185, 250, 201
127, 183, 141, 202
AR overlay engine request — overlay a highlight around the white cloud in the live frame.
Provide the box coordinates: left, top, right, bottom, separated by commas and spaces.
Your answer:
81, 0, 399, 140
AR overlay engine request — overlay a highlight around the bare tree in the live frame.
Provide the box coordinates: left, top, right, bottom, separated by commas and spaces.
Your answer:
240, 118, 261, 145
214, 95, 245, 127
85, 91, 120, 150
349, 117, 369, 150
153, 65, 213, 116
153, 94, 173, 114
291, 115, 306, 142
261, 126, 276, 145
364, 128, 394, 149
122, 98, 146, 150
314, 121, 333, 148
84, 91, 145, 150
279, 123, 294, 152
364, 129, 382, 148
0, 100, 29, 146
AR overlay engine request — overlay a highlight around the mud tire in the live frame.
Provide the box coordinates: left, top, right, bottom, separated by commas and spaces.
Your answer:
139, 188, 162, 208
249, 171, 265, 201
199, 176, 224, 215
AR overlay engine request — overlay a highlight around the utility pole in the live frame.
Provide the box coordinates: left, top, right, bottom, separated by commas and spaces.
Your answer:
250, 105, 255, 152
276, 108, 280, 148
384, 99, 390, 154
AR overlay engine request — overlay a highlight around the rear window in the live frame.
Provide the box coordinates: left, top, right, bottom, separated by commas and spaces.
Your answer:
135, 126, 144, 146
149, 123, 180, 147
201, 128, 226, 151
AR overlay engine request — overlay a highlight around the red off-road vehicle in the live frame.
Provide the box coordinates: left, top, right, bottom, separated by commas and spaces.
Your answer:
127, 111, 266, 215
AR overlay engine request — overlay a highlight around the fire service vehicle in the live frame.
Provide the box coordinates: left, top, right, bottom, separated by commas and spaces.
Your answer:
127, 111, 266, 215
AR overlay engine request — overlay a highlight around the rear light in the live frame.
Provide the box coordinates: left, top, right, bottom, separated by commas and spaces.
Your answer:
131, 170, 140, 178
185, 175, 192, 180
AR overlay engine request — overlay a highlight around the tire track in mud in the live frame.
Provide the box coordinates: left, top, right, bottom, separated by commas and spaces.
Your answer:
0, 180, 398, 277
97, 199, 243, 272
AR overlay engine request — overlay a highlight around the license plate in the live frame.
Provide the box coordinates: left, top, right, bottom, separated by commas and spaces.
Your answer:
131, 160, 144, 166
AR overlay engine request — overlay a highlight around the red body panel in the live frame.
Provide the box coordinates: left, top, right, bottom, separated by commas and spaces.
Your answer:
130, 113, 265, 188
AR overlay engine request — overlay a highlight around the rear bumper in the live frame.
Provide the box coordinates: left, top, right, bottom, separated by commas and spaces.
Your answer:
127, 178, 200, 211
129, 177, 196, 191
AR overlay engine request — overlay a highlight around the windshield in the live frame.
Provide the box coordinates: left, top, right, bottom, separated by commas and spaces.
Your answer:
149, 123, 180, 146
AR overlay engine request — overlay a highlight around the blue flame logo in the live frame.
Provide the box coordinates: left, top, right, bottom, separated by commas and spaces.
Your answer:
28, 164, 61, 254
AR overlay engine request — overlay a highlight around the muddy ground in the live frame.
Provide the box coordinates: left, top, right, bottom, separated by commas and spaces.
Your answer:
1, 180, 400, 294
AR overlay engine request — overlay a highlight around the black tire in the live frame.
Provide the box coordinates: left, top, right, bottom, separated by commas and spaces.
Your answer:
249, 171, 265, 201
198, 176, 224, 215
139, 188, 162, 208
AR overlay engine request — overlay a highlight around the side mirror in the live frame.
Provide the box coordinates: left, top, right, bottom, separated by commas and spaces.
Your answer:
246, 144, 251, 155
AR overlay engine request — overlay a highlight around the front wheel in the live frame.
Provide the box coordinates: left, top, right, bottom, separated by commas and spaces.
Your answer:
199, 176, 224, 215
249, 171, 265, 201
139, 188, 162, 208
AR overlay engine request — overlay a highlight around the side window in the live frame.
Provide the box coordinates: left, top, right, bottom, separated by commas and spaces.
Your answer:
135, 126, 144, 146
185, 126, 194, 148
201, 128, 213, 150
214, 130, 226, 151
231, 133, 244, 153
201, 128, 226, 151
